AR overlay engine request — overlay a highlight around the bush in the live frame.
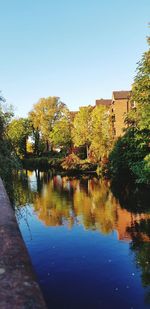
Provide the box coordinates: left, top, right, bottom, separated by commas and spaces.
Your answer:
0, 139, 20, 199
131, 154, 150, 184
61, 154, 97, 172
108, 128, 150, 184
61, 153, 80, 170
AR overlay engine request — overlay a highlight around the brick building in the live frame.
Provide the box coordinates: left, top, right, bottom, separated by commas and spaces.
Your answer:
96, 90, 132, 138
71, 90, 132, 140
111, 91, 131, 137
95, 99, 112, 107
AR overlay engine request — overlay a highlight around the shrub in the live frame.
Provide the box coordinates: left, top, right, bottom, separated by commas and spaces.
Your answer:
131, 154, 150, 184
61, 153, 80, 170
108, 128, 150, 184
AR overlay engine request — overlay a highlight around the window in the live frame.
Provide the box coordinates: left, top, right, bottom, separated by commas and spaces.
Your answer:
130, 101, 136, 109
112, 115, 116, 122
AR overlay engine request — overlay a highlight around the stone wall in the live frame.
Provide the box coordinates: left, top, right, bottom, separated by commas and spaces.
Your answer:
0, 178, 47, 309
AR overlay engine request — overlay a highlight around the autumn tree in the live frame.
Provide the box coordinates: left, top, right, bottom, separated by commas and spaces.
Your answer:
29, 96, 67, 152
72, 106, 93, 158
90, 105, 113, 162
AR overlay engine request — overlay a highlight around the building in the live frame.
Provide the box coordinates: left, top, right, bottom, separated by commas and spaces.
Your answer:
95, 99, 112, 107
111, 91, 131, 137
95, 90, 132, 138
72, 90, 132, 140
69, 111, 78, 121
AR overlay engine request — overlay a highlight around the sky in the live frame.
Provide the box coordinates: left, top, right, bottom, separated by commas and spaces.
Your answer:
0, 0, 150, 117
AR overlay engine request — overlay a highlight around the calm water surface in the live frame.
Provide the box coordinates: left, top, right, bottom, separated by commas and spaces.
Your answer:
14, 171, 150, 309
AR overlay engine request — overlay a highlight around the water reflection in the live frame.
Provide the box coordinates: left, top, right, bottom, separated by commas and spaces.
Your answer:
15, 171, 150, 241
128, 219, 150, 286
14, 170, 150, 307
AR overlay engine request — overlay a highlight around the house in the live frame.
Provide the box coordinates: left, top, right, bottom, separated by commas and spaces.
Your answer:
95, 99, 112, 107
69, 111, 78, 121
73, 90, 132, 139
95, 91, 132, 138
111, 91, 132, 137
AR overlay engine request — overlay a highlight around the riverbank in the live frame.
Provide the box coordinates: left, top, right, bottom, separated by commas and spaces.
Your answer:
22, 156, 98, 174
0, 177, 47, 309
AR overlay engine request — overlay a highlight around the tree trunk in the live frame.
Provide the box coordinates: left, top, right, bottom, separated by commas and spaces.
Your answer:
86, 144, 89, 159
34, 129, 40, 156
36, 131, 40, 156
46, 140, 49, 152
24, 137, 27, 158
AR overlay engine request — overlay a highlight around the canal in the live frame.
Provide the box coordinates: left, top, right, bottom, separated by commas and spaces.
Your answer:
14, 171, 150, 309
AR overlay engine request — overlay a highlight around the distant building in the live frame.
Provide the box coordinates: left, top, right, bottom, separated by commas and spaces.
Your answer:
69, 111, 78, 121
72, 90, 132, 139
111, 91, 131, 137
79, 105, 94, 110
95, 99, 112, 107
95, 90, 132, 138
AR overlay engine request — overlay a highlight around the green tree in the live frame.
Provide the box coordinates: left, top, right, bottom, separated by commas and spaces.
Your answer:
109, 127, 150, 184
109, 35, 150, 184
0, 95, 13, 138
7, 118, 32, 158
50, 117, 72, 150
29, 96, 67, 151
72, 106, 93, 158
31, 128, 45, 156
0, 93, 18, 197
130, 36, 150, 130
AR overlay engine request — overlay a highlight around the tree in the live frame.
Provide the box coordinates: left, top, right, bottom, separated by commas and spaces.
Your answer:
109, 35, 150, 185
29, 96, 67, 152
50, 117, 72, 150
0, 96, 13, 139
128, 36, 150, 130
72, 106, 93, 158
7, 118, 32, 158
109, 128, 150, 183
90, 105, 113, 162
0, 93, 18, 197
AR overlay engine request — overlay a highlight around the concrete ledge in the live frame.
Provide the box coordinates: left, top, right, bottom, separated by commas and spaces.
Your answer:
0, 178, 47, 309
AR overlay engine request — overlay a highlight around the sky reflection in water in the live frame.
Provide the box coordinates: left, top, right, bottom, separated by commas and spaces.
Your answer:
15, 171, 150, 309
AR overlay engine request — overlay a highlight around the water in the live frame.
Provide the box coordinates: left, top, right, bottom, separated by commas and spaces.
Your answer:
14, 171, 150, 309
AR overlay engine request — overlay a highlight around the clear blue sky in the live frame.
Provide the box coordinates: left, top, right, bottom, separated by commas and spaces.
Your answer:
0, 0, 149, 116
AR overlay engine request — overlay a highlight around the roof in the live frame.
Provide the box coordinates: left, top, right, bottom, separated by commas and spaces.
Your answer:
79, 105, 95, 110
69, 111, 78, 120
112, 91, 131, 100
70, 111, 77, 115
95, 99, 112, 107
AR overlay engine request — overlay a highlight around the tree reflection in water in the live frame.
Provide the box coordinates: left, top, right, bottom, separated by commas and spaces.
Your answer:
14, 170, 150, 302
